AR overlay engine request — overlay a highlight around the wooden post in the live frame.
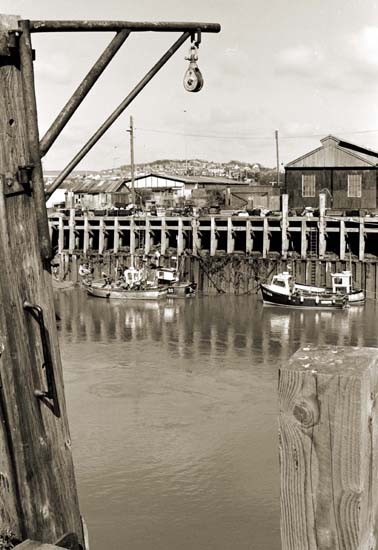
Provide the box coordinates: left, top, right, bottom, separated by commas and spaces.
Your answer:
129, 218, 136, 255
281, 194, 288, 259
262, 217, 269, 258
301, 219, 307, 259
318, 193, 326, 259
340, 219, 345, 261
192, 219, 201, 254
0, 13, 83, 546
68, 208, 75, 254
99, 218, 105, 254
279, 345, 378, 550
227, 217, 235, 254
83, 212, 89, 255
58, 216, 64, 254
246, 220, 253, 254
145, 218, 151, 255
177, 217, 184, 255
359, 219, 365, 262
210, 216, 217, 256
160, 217, 167, 255
113, 218, 120, 253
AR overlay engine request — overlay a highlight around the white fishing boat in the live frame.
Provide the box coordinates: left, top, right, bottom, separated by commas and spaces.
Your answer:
85, 266, 167, 300
155, 266, 196, 297
260, 270, 364, 309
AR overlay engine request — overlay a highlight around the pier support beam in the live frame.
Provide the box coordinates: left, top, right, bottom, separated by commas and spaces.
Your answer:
113, 218, 120, 253
246, 220, 253, 254
210, 217, 218, 256
279, 345, 378, 550
339, 219, 345, 261
318, 193, 326, 259
68, 209, 76, 254
301, 219, 307, 259
281, 194, 289, 259
192, 219, 201, 255
359, 219, 365, 262
227, 217, 235, 254
58, 215, 64, 254
99, 218, 105, 254
262, 217, 269, 258
130, 218, 136, 255
145, 218, 152, 255
160, 217, 167, 255
83, 212, 89, 255
177, 218, 184, 255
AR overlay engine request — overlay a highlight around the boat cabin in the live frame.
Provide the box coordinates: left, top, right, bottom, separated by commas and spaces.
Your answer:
124, 266, 143, 286
331, 271, 352, 294
270, 272, 294, 295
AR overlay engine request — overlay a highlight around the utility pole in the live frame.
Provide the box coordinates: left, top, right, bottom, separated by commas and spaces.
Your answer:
275, 129, 280, 186
129, 116, 135, 205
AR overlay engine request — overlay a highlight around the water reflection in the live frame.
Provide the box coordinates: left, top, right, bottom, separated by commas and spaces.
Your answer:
54, 289, 378, 550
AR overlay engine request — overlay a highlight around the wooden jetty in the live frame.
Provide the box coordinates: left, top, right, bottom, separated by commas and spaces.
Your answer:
48, 192, 378, 296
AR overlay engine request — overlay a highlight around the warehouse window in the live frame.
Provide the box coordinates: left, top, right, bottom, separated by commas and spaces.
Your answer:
302, 175, 316, 197
347, 174, 362, 198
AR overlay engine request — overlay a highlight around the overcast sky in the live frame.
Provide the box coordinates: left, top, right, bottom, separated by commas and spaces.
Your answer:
3, 0, 378, 171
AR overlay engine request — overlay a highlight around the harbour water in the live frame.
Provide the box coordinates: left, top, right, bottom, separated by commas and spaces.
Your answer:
54, 289, 378, 550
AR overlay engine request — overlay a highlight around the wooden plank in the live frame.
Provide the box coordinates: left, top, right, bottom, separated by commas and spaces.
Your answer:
279, 345, 378, 550
0, 13, 83, 545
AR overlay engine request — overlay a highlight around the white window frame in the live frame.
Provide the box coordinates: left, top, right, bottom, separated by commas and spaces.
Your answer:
347, 174, 362, 198
302, 174, 316, 197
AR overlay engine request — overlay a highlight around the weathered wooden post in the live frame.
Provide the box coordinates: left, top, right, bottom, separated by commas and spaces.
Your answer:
318, 193, 326, 259
177, 217, 184, 255
262, 217, 269, 258
68, 208, 76, 254
301, 218, 307, 259
83, 212, 89, 255
129, 217, 136, 255
192, 218, 201, 254
0, 13, 83, 548
99, 217, 105, 254
210, 216, 218, 256
227, 217, 235, 254
281, 194, 289, 259
58, 215, 64, 254
246, 220, 253, 254
279, 345, 378, 550
160, 216, 167, 255
113, 217, 120, 253
359, 218, 365, 262
145, 218, 152, 255
340, 219, 346, 261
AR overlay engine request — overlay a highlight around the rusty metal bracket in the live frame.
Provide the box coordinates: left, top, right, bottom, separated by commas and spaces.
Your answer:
1, 165, 33, 196
0, 30, 21, 65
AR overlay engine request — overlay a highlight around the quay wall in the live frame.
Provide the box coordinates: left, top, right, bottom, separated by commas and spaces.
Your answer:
49, 202, 378, 298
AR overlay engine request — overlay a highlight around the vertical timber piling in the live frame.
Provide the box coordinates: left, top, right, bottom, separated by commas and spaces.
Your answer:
279, 346, 378, 550
0, 14, 83, 547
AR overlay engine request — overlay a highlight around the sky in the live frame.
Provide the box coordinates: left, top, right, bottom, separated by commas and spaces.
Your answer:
3, 0, 378, 171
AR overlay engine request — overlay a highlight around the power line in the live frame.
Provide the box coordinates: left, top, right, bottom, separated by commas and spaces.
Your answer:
135, 126, 378, 141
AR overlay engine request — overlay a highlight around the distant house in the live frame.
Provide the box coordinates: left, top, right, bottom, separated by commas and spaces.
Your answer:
285, 135, 378, 211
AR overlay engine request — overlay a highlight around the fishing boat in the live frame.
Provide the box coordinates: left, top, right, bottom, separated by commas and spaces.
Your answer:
155, 266, 196, 297
85, 266, 167, 300
260, 271, 355, 309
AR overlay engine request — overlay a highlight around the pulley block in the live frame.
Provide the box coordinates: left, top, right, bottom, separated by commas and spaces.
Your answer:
183, 45, 204, 93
